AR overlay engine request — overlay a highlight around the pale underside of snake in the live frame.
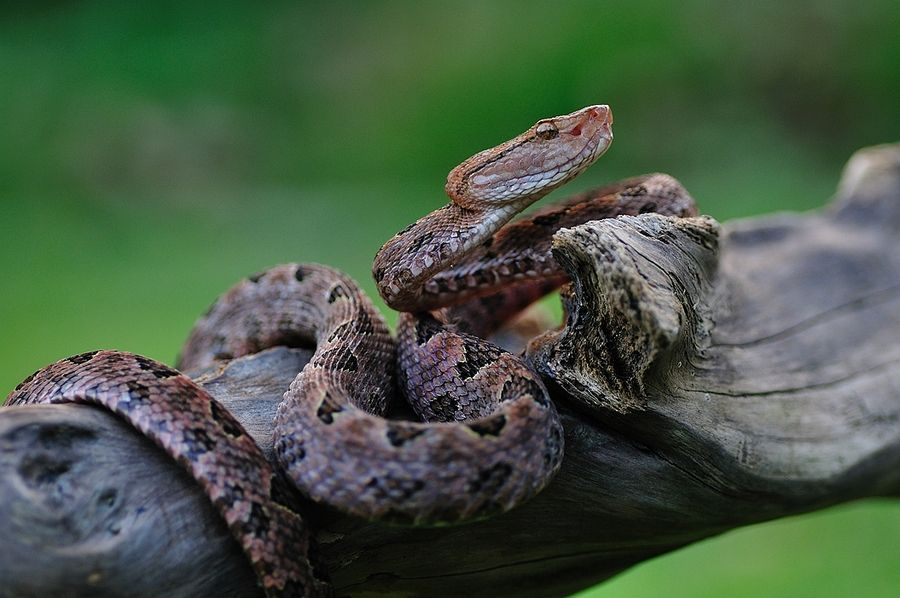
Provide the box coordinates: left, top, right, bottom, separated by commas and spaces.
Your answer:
7, 105, 698, 596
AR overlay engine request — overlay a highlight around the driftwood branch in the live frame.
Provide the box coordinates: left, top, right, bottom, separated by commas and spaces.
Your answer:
2, 144, 899, 597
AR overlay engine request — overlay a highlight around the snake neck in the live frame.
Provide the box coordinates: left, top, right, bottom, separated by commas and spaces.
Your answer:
372, 198, 537, 312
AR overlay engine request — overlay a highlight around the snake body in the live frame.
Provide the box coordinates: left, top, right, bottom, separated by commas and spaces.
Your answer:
6, 105, 698, 596
178, 263, 563, 525
6, 350, 329, 596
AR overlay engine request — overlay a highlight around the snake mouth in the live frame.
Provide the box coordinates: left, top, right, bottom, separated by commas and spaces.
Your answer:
584, 106, 614, 162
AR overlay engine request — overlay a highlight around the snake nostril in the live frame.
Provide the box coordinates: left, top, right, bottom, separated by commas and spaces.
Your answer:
587, 106, 609, 122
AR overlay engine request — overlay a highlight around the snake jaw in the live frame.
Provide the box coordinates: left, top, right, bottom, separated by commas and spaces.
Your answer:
445, 105, 613, 209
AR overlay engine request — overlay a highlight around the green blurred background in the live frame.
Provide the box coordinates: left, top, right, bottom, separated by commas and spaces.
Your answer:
1, 1, 898, 596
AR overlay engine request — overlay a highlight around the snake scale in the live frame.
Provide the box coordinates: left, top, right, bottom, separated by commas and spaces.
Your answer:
6, 105, 697, 596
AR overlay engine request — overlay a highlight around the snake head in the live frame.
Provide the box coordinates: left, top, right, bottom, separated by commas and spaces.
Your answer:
445, 105, 613, 209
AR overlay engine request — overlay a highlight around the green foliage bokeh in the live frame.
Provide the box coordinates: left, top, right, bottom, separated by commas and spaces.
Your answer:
1, 2, 898, 596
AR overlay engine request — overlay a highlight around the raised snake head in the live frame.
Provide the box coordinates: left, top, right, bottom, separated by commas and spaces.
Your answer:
445, 105, 614, 209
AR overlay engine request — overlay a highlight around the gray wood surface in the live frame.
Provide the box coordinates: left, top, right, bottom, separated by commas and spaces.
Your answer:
2, 144, 898, 597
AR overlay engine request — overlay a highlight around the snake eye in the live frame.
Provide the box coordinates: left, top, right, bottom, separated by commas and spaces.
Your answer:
535, 121, 559, 140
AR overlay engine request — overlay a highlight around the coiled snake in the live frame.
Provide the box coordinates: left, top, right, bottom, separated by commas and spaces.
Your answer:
6, 105, 697, 596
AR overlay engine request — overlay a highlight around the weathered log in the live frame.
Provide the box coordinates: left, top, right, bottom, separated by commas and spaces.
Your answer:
1, 143, 898, 597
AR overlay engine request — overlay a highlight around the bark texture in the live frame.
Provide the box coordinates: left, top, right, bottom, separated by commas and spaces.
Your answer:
2, 144, 899, 597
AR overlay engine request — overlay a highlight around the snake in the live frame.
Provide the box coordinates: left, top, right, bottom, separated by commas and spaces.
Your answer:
6, 105, 698, 596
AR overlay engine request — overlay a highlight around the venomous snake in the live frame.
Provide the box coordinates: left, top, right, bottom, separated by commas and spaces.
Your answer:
6, 105, 697, 596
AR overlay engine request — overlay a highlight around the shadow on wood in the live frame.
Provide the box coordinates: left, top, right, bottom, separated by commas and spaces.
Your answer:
2, 144, 899, 596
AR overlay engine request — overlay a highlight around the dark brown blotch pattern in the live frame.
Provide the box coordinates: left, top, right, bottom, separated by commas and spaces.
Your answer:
365, 475, 426, 503
313, 345, 359, 372
134, 354, 179, 379
386, 424, 426, 447
210, 400, 245, 438
428, 392, 460, 417
414, 317, 442, 345
499, 376, 549, 407
407, 231, 434, 254
327, 284, 348, 304
467, 414, 507, 437
456, 344, 503, 380
67, 350, 99, 365
466, 462, 513, 494
316, 394, 344, 425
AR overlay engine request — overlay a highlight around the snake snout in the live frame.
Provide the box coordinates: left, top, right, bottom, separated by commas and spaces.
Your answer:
563, 105, 613, 142
587, 104, 612, 124
581, 105, 613, 134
